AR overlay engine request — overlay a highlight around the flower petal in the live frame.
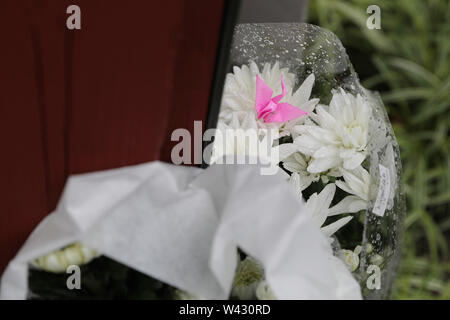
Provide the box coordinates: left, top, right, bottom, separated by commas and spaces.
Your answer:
278, 143, 297, 161
294, 135, 322, 156
328, 195, 368, 216
307, 157, 340, 173
310, 183, 336, 227
315, 105, 337, 128
343, 152, 366, 170
283, 160, 303, 173
289, 172, 302, 196
321, 216, 353, 237
341, 167, 370, 200
335, 179, 354, 195
313, 146, 340, 159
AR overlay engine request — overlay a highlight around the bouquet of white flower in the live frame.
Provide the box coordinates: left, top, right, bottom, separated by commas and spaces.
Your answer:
0, 23, 404, 300
212, 23, 405, 299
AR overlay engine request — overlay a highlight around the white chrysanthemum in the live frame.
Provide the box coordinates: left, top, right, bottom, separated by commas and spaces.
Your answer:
210, 112, 280, 165
231, 256, 264, 300
278, 73, 320, 137
293, 89, 370, 173
304, 183, 365, 238
284, 153, 321, 192
336, 165, 372, 201
219, 61, 318, 132
31, 242, 99, 273
337, 152, 396, 214
283, 152, 341, 192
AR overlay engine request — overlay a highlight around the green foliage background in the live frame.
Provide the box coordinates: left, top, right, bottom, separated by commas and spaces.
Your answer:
308, 0, 450, 299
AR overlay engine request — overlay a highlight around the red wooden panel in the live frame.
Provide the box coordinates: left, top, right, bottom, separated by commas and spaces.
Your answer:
0, 0, 225, 274
67, 0, 184, 174
29, 0, 70, 212
0, 0, 49, 273
159, 1, 225, 163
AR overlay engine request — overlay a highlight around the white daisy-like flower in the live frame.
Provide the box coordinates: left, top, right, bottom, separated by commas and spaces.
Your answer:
210, 112, 280, 165
231, 256, 264, 300
293, 89, 370, 173
31, 242, 99, 273
336, 147, 397, 214
283, 153, 320, 192
335, 165, 375, 203
304, 183, 363, 238
211, 112, 257, 163
283, 152, 342, 192
279, 74, 320, 137
219, 61, 318, 132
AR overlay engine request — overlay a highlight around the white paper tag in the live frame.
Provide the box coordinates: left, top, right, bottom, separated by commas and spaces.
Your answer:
372, 164, 390, 217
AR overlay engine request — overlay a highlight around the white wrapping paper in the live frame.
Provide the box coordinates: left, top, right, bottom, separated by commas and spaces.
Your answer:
0, 160, 361, 300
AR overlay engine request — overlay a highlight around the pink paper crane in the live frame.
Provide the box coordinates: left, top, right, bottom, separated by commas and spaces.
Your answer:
255, 75, 308, 123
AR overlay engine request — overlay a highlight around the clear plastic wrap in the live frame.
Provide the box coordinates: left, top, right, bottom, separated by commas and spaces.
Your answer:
216, 23, 405, 299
